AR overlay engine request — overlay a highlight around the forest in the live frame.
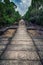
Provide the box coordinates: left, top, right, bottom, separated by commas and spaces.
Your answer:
0, 0, 43, 27
24, 0, 43, 26
0, 0, 21, 28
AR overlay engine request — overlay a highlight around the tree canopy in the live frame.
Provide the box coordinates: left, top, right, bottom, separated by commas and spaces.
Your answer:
0, 0, 21, 27
24, 0, 43, 26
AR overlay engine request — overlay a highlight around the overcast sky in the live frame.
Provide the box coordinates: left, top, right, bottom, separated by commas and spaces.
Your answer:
11, 0, 32, 16
3, 0, 31, 16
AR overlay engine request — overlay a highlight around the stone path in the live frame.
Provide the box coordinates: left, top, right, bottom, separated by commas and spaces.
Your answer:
0, 20, 43, 65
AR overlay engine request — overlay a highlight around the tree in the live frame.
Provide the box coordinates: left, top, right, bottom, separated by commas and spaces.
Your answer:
0, 0, 21, 27
24, 0, 43, 26
4, 0, 10, 4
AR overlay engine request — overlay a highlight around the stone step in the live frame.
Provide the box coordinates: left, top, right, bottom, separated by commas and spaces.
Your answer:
1, 51, 39, 60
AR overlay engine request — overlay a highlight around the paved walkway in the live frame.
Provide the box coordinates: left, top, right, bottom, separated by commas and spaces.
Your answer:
0, 20, 42, 65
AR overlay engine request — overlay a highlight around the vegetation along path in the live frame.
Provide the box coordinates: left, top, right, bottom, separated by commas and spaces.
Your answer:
0, 20, 43, 65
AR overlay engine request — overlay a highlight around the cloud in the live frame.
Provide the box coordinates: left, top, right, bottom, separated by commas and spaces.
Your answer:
22, 0, 28, 3
11, 0, 32, 16
18, 0, 31, 16
22, 0, 31, 7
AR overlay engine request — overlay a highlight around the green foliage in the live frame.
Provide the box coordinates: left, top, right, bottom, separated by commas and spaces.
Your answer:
0, 0, 21, 27
4, 0, 10, 4
24, 6, 32, 21
24, 0, 43, 26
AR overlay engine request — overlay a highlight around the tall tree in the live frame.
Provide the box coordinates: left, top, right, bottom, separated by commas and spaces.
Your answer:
0, 0, 21, 27
4, 0, 10, 4
24, 0, 43, 26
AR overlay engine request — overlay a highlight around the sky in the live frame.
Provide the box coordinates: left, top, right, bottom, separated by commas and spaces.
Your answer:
2, 0, 32, 16
11, 0, 32, 16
